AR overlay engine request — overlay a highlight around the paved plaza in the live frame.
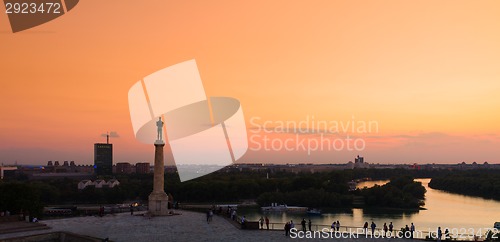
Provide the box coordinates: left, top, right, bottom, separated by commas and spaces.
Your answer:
0, 211, 422, 242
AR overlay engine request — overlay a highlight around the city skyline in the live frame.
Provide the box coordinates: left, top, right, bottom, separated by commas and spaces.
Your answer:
1, 1, 500, 165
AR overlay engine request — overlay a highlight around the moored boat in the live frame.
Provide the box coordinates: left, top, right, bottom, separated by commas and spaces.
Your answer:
261, 203, 307, 212
306, 208, 321, 215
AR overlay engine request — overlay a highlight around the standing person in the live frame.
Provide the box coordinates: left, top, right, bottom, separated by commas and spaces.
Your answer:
209, 209, 214, 222
371, 221, 376, 235
389, 222, 394, 236
265, 216, 270, 230
363, 222, 369, 234
308, 219, 312, 231
241, 216, 246, 229
206, 209, 211, 223
284, 222, 290, 237
410, 223, 415, 239
383, 223, 388, 237
332, 221, 337, 231
231, 209, 236, 221
437, 227, 442, 242
290, 220, 295, 230
336, 220, 340, 231
259, 217, 264, 229
301, 218, 307, 232
130, 204, 134, 215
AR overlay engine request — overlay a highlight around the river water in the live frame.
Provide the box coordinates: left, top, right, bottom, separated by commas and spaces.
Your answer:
238, 179, 500, 238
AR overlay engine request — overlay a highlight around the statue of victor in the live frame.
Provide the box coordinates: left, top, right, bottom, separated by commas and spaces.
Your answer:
156, 117, 164, 141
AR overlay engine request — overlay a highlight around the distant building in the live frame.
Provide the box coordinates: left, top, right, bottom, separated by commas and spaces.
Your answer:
135, 162, 150, 174
354, 155, 369, 168
94, 141, 113, 175
78, 180, 93, 189
44, 160, 80, 173
115, 162, 132, 174
107, 179, 120, 188
355, 155, 364, 164
77, 165, 94, 173
0, 166, 17, 179
93, 179, 107, 188
78, 179, 120, 190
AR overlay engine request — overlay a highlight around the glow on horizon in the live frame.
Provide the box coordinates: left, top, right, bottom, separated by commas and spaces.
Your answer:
0, 0, 499, 164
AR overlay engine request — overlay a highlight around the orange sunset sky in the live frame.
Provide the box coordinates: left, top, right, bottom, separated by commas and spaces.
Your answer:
1, 0, 499, 165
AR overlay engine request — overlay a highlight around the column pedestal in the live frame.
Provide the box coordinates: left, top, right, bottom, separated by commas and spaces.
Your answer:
148, 141, 170, 216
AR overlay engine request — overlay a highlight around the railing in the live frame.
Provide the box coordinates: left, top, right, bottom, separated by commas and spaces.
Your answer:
253, 222, 493, 241
214, 210, 496, 240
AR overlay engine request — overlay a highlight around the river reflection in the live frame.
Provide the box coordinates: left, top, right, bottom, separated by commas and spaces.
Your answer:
239, 179, 500, 234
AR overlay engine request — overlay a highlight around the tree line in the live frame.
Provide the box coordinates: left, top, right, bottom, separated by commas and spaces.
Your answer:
429, 169, 500, 200
0, 168, 436, 217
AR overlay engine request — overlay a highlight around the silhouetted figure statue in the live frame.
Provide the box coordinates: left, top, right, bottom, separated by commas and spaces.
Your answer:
156, 117, 164, 141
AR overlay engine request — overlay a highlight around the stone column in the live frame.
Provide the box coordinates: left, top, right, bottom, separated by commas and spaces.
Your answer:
148, 141, 169, 216
153, 142, 165, 193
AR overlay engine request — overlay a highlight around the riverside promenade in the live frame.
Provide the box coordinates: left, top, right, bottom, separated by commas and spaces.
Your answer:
0, 210, 422, 242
